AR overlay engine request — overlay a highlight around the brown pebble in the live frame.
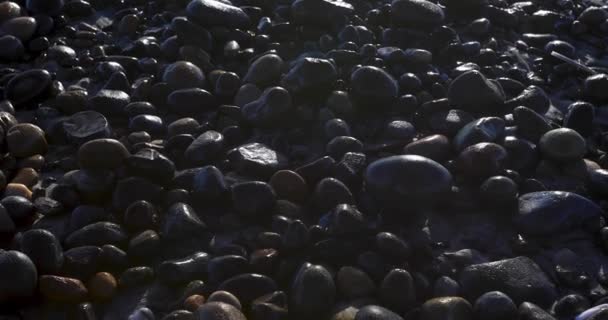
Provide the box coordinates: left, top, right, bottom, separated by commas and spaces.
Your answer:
184, 294, 206, 312
6, 124, 48, 158
78, 139, 130, 170
4, 183, 32, 199
39, 275, 88, 303
11, 168, 38, 188
87, 272, 117, 301
18, 155, 45, 170
207, 291, 242, 310
269, 170, 308, 202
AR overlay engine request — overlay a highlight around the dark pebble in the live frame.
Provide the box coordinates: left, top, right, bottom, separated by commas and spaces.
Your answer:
20, 229, 63, 274
0, 250, 38, 303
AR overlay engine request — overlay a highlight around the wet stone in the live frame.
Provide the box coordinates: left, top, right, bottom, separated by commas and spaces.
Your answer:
228, 143, 288, 179
391, 0, 445, 28
5, 69, 52, 106
63, 111, 111, 144
187, 0, 250, 28
365, 155, 452, 210
460, 256, 557, 307
0, 250, 38, 303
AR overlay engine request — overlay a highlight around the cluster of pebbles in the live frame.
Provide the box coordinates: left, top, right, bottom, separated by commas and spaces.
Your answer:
2, 0, 608, 319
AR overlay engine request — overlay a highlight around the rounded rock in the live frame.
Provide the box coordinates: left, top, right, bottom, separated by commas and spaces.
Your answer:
291, 263, 336, 317
539, 128, 586, 163
0, 250, 38, 303
420, 297, 473, 320
20, 229, 64, 274
0, 2, 21, 24
365, 155, 452, 207
78, 139, 130, 170
163, 61, 206, 90
391, 0, 445, 28
350, 66, 398, 107
195, 301, 246, 320
7, 124, 48, 158
473, 291, 517, 320
87, 272, 117, 301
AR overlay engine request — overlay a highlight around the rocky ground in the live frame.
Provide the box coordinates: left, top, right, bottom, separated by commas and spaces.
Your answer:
1, 0, 608, 319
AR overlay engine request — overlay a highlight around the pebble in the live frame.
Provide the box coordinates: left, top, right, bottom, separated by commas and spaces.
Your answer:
460, 256, 557, 307
473, 291, 518, 320
355, 305, 403, 320
507, 86, 550, 115
65, 222, 128, 248
291, 263, 336, 317
516, 191, 602, 236
168, 88, 216, 115
0, 0, 606, 317
219, 273, 277, 306
195, 302, 246, 320
63, 111, 111, 144
243, 54, 283, 87
391, 0, 445, 28
208, 291, 242, 310
519, 302, 557, 320
0, 2, 21, 24
78, 139, 129, 170
0, 35, 23, 61
20, 229, 63, 274
0, 250, 38, 303
448, 70, 505, 113
365, 155, 452, 209
187, 0, 250, 28
7, 124, 48, 158
456, 142, 508, 180
158, 252, 208, 285
337, 266, 375, 299
162, 202, 207, 241
539, 128, 587, 163
163, 61, 206, 90
242, 86, 293, 127
291, 0, 354, 26
380, 269, 416, 313
420, 297, 473, 320
350, 66, 399, 107
231, 181, 276, 218
185, 130, 224, 166
453, 117, 505, 151
513, 106, 552, 143
282, 57, 337, 95
269, 170, 307, 202
5, 69, 52, 106
87, 272, 117, 301
4, 183, 32, 199
183, 294, 205, 311
228, 143, 287, 179
403, 134, 451, 162
39, 275, 87, 303
88, 90, 131, 117
2, 17, 37, 42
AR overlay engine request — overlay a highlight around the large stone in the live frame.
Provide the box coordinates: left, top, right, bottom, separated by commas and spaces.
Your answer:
0, 250, 38, 303
291, 263, 336, 318
291, 0, 354, 26
459, 256, 557, 308
187, 0, 250, 28
228, 143, 288, 179
448, 70, 505, 113
515, 191, 603, 236
365, 155, 452, 208
391, 0, 445, 28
